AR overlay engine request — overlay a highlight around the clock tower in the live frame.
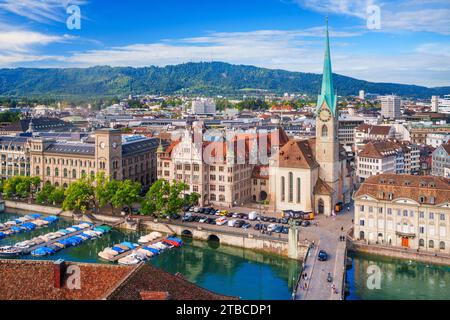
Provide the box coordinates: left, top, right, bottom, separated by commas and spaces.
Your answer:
316, 18, 340, 196
95, 129, 123, 180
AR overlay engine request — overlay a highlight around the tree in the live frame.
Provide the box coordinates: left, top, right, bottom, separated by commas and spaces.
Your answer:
36, 184, 55, 204
2, 176, 41, 200
48, 187, 66, 205
110, 180, 141, 214
62, 176, 95, 214
140, 180, 195, 218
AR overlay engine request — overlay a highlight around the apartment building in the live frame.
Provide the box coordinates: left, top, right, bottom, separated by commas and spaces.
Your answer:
357, 141, 420, 182
354, 174, 450, 253
432, 143, 450, 177
354, 124, 396, 152
0, 136, 31, 179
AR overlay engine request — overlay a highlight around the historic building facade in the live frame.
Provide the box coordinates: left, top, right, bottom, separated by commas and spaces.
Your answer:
29, 129, 160, 190
354, 174, 450, 253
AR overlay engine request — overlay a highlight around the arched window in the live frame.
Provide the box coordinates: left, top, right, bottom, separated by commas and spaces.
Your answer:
55, 168, 59, 177
46, 167, 51, 176
219, 195, 225, 202
321, 124, 328, 137
81, 170, 86, 178
429, 240, 435, 248
419, 239, 425, 247
72, 169, 77, 179
288, 172, 293, 202
36, 166, 40, 175
64, 168, 68, 178
281, 176, 285, 202
440, 241, 445, 250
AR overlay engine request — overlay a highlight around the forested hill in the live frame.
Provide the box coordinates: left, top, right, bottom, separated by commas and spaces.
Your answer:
0, 62, 447, 99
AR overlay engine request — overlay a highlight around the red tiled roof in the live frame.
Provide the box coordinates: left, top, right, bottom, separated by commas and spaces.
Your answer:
277, 139, 318, 169
358, 141, 400, 159
354, 174, 450, 205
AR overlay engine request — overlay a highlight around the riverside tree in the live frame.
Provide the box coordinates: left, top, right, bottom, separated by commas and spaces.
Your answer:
140, 180, 200, 218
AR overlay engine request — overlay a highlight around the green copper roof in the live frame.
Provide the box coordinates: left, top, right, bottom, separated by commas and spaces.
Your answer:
317, 18, 337, 116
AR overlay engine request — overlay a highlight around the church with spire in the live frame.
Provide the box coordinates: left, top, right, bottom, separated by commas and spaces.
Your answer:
269, 20, 354, 216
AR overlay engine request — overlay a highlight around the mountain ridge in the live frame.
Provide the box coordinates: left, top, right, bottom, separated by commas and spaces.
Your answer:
0, 62, 448, 99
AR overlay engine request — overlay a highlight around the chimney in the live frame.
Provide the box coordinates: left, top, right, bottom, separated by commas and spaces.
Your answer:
53, 259, 66, 289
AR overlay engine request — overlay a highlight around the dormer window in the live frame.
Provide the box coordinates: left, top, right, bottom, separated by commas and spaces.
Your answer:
429, 197, 435, 205
388, 193, 393, 200
388, 179, 394, 185
404, 180, 411, 186
429, 182, 436, 188
419, 196, 425, 204
420, 181, 427, 187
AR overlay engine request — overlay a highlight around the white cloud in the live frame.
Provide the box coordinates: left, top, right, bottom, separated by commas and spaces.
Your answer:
0, 30, 71, 52
294, 0, 450, 35
0, 0, 86, 24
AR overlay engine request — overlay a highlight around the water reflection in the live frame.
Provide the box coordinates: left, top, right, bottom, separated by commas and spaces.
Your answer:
346, 252, 450, 300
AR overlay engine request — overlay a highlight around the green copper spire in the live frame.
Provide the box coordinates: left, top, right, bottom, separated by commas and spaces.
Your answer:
317, 17, 337, 116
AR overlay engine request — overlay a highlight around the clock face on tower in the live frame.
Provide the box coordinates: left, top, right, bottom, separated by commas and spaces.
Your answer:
319, 109, 332, 122
99, 141, 106, 149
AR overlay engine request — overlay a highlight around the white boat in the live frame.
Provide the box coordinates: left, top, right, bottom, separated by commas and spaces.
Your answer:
98, 251, 115, 260
0, 246, 22, 257
118, 252, 147, 266
136, 248, 154, 258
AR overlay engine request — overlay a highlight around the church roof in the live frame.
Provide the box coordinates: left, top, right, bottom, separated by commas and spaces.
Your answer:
314, 177, 334, 195
317, 18, 337, 116
277, 139, 318, 169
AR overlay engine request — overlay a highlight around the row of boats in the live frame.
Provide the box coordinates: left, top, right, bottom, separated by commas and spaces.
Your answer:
30, 224, 112, 257
98, 232, 183, 265
0, 214, 59, 239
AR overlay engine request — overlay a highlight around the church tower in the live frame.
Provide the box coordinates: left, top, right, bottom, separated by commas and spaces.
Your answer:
315, 18, 340, 196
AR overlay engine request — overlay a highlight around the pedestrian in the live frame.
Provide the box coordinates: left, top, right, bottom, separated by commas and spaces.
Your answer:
347, 205, 350, 212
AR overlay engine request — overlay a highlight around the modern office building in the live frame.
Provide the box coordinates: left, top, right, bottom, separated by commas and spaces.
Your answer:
381, 95, 401, 119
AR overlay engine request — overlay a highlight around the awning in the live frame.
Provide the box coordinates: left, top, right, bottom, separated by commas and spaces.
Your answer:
395, 231, 416, 239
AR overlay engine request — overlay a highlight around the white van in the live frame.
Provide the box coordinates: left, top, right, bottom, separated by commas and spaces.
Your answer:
248, 212, 259, 221
228, 220, 237, 227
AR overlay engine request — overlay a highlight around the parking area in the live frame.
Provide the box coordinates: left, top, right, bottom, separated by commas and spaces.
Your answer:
169, 206, 319, 239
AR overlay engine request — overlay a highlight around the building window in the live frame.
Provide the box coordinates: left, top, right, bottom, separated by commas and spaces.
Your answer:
46, 167, 50, 176
440, 241, 446, 250
429, 212, 435, 220
64, 168, 68, 178
297, 178, 301, 203
321, 124, 328, 137
419, 211, 425, 219
281, 176, 285, 202
288, 172, 293, 202
36, 166, 40, 175
419, 239, 425, 247
387, 208, 392, 215
440, 213, 446, 221
359, 219, 365, 226
429, 240, 435, 249
55, 168, 59, 177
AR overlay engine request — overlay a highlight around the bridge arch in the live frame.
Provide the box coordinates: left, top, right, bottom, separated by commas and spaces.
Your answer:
181, 230, 193, 237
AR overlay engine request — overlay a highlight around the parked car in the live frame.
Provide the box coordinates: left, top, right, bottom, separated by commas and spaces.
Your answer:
216, 217, 228, 226
235, 220, 245, 228
199, 217, 208, 223
281, 227, 289, 234
242, 223, 252, 229
274, 225, 283, 233
254, 223, 263, 231
267, 224, 277, 232
301, 221, 311, 227
226, 212, 234, 218
261, 216, 270, 222
203, 207, 212, 214
280, 218, 289, 225
269, 217, 277, 223
182, 215, 193, 223
194, 216, 202, 222
318, 250, 328, 261
232, 213, 239, 218
205, 218, 215, 224
170, 213, 180, 220
241, 214, 249, 220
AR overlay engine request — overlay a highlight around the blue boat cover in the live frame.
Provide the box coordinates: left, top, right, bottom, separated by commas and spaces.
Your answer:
142, 247, 160, 255
120, 242, 138, 249
111, 246, 125, 253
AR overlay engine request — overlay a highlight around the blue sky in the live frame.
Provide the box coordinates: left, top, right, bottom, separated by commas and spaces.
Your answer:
0, 0, 449, 87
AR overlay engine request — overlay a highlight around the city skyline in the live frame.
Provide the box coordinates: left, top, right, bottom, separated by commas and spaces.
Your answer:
0, 0, 448, 87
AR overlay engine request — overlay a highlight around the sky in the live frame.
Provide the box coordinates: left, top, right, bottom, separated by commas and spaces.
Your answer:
0, 0, 449, 87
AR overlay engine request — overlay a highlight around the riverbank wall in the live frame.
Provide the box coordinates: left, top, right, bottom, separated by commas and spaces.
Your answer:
4, 200, 68, 216
349, 241, 450, 267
